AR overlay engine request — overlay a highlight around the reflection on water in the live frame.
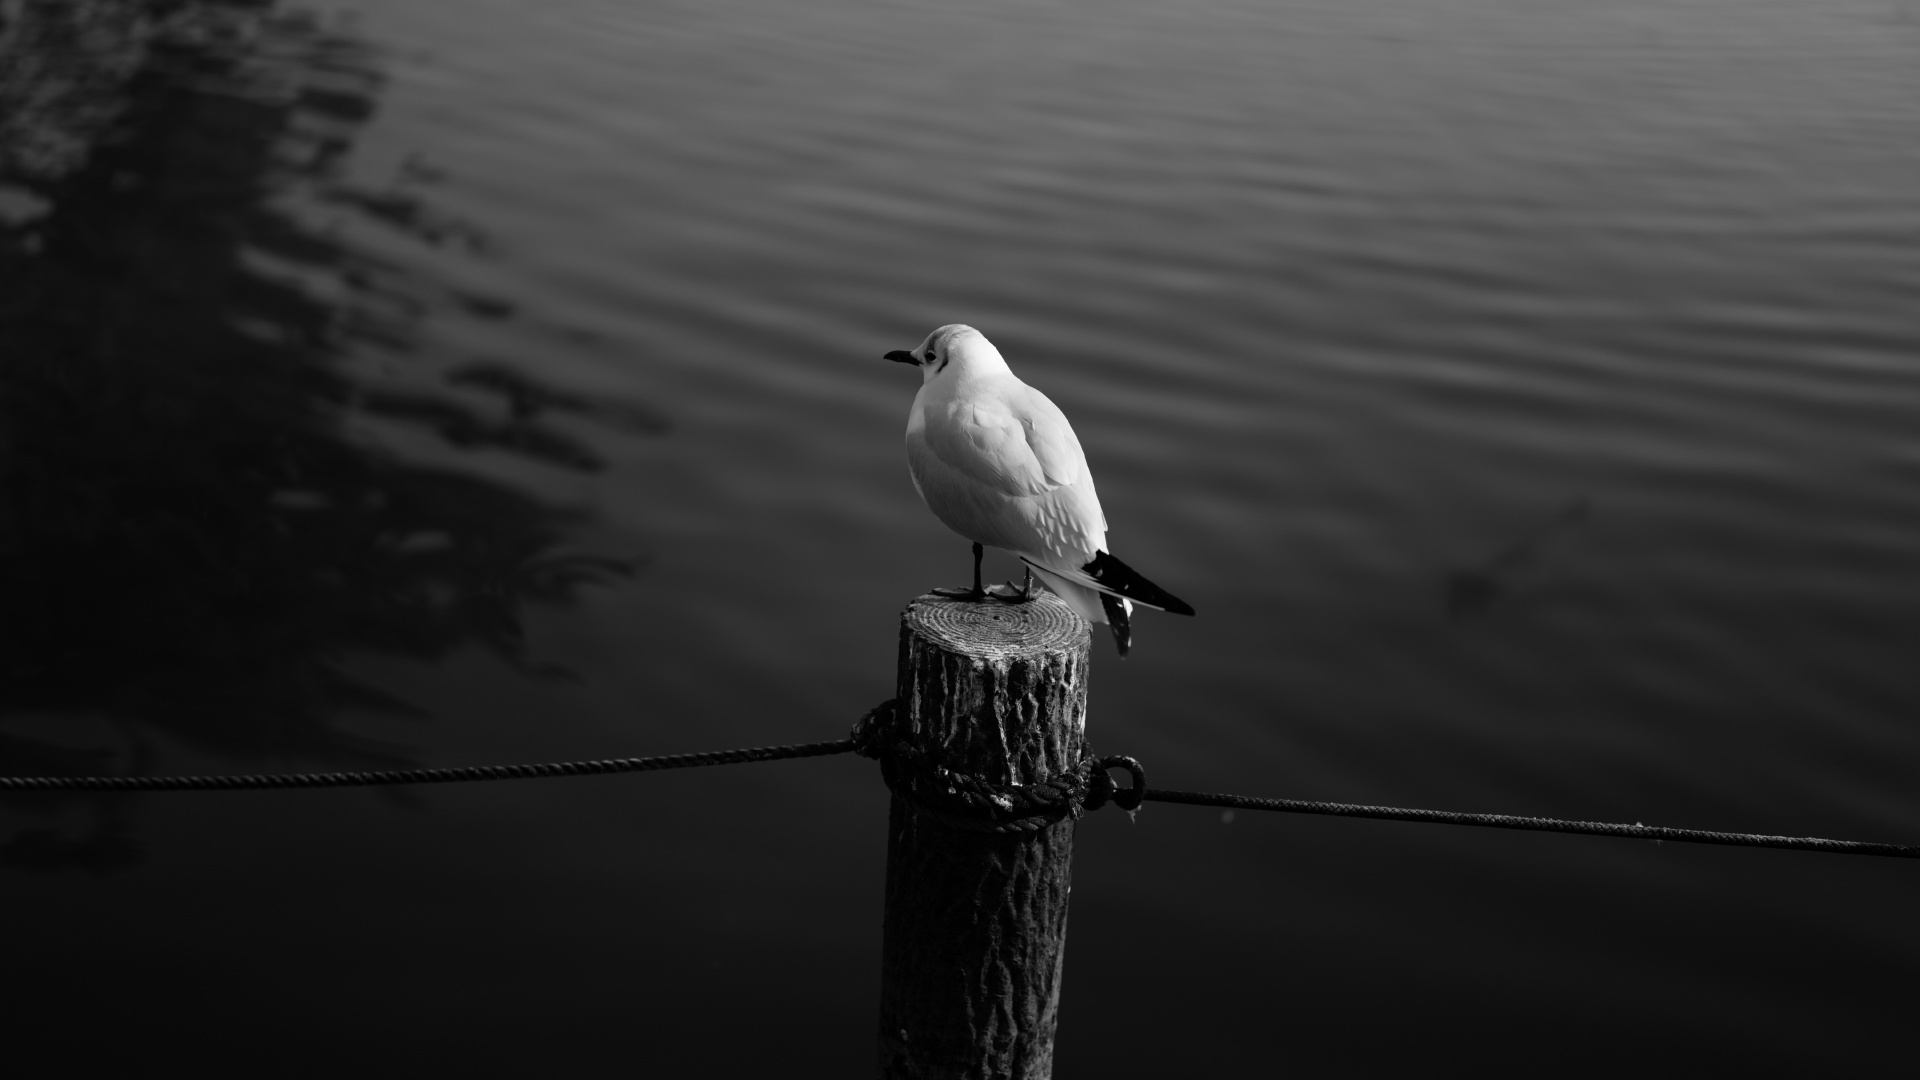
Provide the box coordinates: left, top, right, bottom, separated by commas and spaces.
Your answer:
0, 0, 636, 870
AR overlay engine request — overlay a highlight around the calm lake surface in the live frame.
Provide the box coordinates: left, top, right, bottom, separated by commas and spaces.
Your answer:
5, 0, 1919, 1073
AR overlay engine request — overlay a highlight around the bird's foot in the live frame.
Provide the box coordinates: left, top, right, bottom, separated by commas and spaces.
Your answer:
930, 585, 989, 602
986, 580, 1034, 603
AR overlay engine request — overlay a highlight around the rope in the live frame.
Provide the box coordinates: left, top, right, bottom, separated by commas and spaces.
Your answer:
1142, 788, 1920, 860
0, 697, 1911, 860
0, 739, 855, 792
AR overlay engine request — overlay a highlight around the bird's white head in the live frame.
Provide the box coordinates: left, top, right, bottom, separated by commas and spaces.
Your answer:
884, 324, 1008, 384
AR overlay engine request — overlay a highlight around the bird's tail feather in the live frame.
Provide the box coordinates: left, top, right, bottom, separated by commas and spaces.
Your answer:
1026, 565, 1115, 624
1023, 552, 1195, 616
1099, 593, 1131, 657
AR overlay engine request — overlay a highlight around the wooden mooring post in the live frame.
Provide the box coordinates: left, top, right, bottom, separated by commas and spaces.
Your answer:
876, 592, 1091, 1080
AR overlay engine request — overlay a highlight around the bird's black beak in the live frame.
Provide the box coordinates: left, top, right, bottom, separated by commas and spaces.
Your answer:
884, 350, 920, 366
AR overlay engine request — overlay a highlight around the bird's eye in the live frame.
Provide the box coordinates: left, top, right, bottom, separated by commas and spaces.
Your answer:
924, 350, 936, 362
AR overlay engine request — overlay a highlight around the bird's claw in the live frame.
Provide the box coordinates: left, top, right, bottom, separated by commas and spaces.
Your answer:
930, 585, 989, 602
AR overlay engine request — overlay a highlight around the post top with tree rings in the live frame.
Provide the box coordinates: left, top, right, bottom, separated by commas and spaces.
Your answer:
905, 590, 1087, 659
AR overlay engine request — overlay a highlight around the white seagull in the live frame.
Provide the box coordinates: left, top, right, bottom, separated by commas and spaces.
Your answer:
886, 324, 1193, 655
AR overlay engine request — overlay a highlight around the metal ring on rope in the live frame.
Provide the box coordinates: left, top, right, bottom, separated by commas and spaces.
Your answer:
1085, 755, 1146, 813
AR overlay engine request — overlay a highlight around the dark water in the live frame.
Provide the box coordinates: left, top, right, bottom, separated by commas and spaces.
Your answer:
5, 0, 1919, 1073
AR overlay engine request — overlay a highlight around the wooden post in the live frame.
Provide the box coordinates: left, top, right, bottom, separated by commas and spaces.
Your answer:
877, 592, 1091, 1080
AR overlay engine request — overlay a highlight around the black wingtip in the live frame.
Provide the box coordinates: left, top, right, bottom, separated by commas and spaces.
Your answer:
1100, 592, 1132, 657
1083, 551, 1195, 616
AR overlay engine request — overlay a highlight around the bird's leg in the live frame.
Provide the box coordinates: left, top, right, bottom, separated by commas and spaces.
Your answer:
931, 542, 988, 602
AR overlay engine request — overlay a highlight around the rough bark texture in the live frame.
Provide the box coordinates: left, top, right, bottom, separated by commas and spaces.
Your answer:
878, 593, 1091, 1080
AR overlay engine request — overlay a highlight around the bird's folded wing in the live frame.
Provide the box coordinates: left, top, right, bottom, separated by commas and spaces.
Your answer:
1010, 384, 1085, 490
923, 389, 1083, 498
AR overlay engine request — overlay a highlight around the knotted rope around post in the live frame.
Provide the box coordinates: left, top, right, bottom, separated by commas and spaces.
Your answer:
851, 699, 1143, 833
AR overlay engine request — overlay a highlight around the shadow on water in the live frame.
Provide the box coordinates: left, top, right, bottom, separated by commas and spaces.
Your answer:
0, 0, 644, 871
1445, 496, 1591, 621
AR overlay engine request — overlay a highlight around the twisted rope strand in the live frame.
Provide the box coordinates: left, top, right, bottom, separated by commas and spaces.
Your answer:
1143, 788, 1920, 860
0, 739, 857, 792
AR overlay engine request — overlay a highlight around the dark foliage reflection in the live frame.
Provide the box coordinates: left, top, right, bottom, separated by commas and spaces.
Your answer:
0, 0, 639, 869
